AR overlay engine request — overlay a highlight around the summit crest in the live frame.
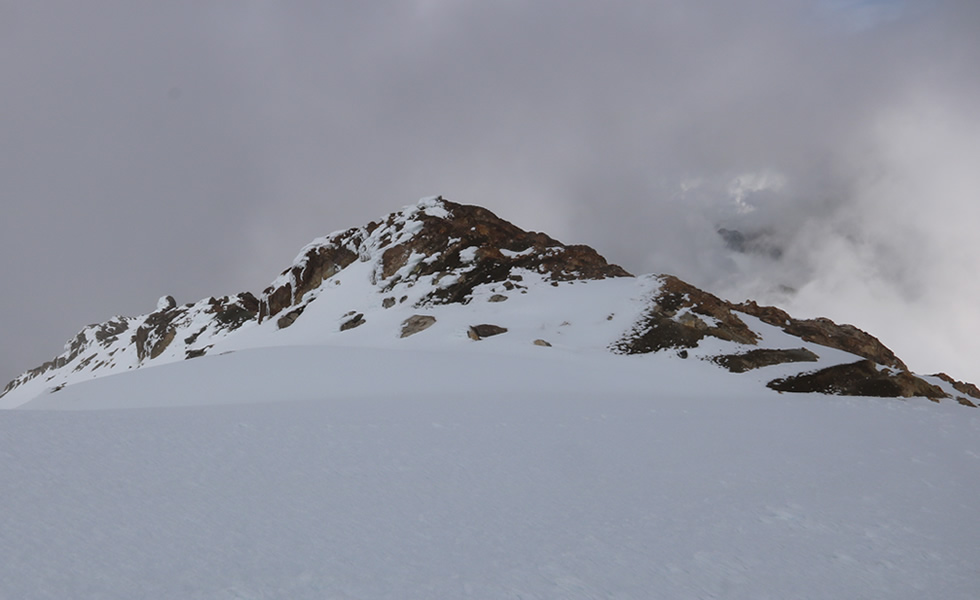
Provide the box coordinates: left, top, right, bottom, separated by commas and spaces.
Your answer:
2, 197, 976, 409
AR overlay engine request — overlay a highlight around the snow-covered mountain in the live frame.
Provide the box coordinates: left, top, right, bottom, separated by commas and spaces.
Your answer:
3, 196, 976, 409
4, 197, 980, 599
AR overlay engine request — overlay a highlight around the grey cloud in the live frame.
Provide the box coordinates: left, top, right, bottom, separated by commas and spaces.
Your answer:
2, 0, 978, 383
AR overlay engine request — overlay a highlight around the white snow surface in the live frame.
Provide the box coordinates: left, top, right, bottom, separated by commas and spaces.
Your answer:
3, 197, 979, 597
3, 351, 979, 599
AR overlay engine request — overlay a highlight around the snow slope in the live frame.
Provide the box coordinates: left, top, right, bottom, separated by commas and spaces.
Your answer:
3, 197, 978, 598
3, 358, 979, 599
4, 196, 972, 409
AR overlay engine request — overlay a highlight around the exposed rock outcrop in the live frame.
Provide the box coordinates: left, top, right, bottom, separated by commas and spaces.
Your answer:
259, 243, 359, 321
612, 275, 758, 354
255, 198, 631, 326
377, 201, 631, 306
400, 315, 436, 338
1, 292, 258, 400
135, 304, 181, 362
468, 324, 508, 340
932, 372, 980, 408
735, 301, 906, 370
340, 313, 366, 331
136, 293, 259, 362
767, 360, 945, 398
2, 196, 975, 408
9, 317, 133, 387
711, 348, 819, 373
933, 372, 980, 400
276, 306, 305, 330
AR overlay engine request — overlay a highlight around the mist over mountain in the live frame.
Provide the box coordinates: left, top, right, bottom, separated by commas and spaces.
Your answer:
2, 198, 979, 599
5, 197, 975, 410
2, 1, 978, 387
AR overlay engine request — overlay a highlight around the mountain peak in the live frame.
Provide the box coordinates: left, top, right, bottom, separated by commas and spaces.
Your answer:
2, 197, 977, 409
258, 196, 631, 325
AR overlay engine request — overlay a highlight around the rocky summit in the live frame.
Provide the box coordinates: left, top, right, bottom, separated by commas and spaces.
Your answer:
2, 196, 976, 408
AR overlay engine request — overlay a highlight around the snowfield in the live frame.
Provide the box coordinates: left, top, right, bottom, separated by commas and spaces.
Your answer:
2, 345, 979, 599
3, 197, 978, 598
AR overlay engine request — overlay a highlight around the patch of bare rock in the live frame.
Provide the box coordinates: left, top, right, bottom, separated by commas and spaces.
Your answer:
400, 315, 436, 338
378, 201, 631, 305
711, 348, 819, 373
468, 324, 508, 340
612, 275, 758, 354
734, 301, 906, 370
932, 372, 980, 407
4, 196, 978, 409
767, 360, 945, 398
339, 313, 366, 331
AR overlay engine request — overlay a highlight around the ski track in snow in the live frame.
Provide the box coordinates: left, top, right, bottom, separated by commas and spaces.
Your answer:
2, 380, 979, 599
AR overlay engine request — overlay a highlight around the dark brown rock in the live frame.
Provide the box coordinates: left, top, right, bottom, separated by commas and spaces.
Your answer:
613, 275, 758, 354
134, 304, 185, 362
468, 324, 508, 340
185, 346, 211, 359
933, 372, 980, 399
255, 199, 629, 322
767, 360, 946, 398
261, 282, 292, 322
276, 306, 306, 330
93, 319, 129, 344
400, 315, 436, 338
377, 201, 631, 304
259, 242, 359, 321
211, 293, 259, 329
712, 348, 819, 373
339, 313, 366, 331
735, 300, 906, 370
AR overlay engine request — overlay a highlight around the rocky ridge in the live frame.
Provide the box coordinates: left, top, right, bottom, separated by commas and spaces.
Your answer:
2, 196, 975, 407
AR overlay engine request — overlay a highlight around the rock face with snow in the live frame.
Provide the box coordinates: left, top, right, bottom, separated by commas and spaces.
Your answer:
256, 198, 630, 324
1, 293, 259, 400
1, 196, 976, 407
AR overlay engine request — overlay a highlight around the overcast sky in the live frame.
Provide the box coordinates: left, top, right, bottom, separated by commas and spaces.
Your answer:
2, 0, 978, 385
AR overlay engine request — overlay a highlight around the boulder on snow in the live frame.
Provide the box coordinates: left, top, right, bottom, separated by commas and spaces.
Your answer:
157, 295, 177, 311
735, 301, 906, 370
711, 348, 819, 373
276, 306, 306, 330
468, 324, 508, 340
533, 339, 552, 347
400, 315, 436, 338
375, 201, 631, 305
135, 307, 182, 362
340, 313, 366, 331
259, 244, 359, 321
612, 275, 758, 354
932, 372, 980, 400
185, 345, 211, 359
767, 360, 946, 399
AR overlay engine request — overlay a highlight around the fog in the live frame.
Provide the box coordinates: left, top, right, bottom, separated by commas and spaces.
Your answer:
2, 0, 977, 383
